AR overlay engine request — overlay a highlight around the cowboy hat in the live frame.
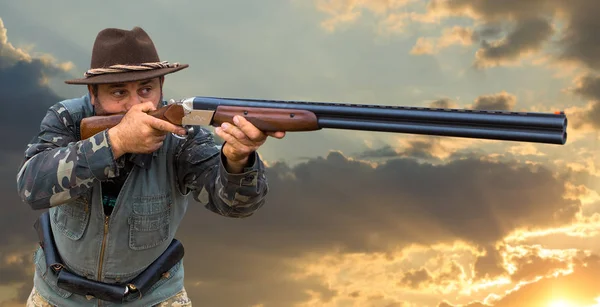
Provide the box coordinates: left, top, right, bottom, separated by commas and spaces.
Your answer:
65, 26, 188, 85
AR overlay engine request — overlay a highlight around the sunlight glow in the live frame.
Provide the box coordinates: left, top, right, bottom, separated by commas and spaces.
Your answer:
549, 300, 571, 307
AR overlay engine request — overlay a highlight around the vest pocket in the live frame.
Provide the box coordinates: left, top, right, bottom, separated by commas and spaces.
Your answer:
52, 197, 90, 241
128, 194, 171, 250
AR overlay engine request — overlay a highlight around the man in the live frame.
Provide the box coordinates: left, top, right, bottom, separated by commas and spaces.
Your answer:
16, 26, 284, 306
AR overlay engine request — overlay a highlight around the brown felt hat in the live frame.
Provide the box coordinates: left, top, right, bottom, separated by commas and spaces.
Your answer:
65, 27, 188, 85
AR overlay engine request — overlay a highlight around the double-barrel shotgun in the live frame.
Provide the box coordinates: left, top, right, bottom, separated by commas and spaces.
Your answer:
80, 96, 568, 145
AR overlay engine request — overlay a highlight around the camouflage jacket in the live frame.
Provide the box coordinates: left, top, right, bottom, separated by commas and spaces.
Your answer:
15, 94, 269, 306
16, 94, 268, 216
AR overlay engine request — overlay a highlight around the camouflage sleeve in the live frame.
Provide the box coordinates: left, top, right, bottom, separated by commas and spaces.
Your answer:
175, 127, 269, 218
16, 103, 120, 210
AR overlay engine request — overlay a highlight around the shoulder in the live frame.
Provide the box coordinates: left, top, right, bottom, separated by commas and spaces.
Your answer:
52, 94, 94, 120
39, 95, 93, 136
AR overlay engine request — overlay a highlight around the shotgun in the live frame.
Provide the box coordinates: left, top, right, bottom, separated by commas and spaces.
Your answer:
80, 96, 568, 145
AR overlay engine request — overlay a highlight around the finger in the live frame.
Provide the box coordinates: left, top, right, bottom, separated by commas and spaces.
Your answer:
147, 117, 187, 135
150, 134, 167, 143
266, 131, 286, 139
232, 116, 266, 142
133, 101, 157, 113
215, 127, 249, 154
221, 122, 251, 144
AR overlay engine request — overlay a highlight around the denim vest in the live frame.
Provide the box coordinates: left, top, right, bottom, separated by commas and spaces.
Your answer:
32, 95, 189, 306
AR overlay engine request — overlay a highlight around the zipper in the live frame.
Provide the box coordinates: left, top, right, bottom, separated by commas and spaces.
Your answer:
97, 215, 109, 307
97, 215, 109, 280
95, 159, 135, 306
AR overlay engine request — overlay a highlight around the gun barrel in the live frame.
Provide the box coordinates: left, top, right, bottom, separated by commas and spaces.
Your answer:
188, 96, 568, 145
191, 97, 567, 131
318, 117, 566, 144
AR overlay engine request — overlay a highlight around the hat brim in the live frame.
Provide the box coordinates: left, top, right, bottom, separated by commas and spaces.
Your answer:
64, 64, 189, 85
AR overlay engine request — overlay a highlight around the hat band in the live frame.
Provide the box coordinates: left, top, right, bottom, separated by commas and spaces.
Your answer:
84, 61, 181, 78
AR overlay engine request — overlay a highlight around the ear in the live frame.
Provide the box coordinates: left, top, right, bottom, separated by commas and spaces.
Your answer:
87, 85, 95, 105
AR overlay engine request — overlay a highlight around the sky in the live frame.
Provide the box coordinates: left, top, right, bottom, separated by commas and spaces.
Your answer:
1, 0, 600, 306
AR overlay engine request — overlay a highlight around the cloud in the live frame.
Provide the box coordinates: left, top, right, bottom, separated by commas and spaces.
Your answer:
483, 254, 600, 307
555, 0, 600, 71
0, 18, 72, 152
470, 91, 517, 111
473, 246, 506, 280
571, 74, 600, 100
472, 17, 554, 69
509, 252, 569, 283
314, 0, 415, 32
170, 146, 581, 305
421, 0, 600, 71
429, 98, 458, 109
564, 74, 600, 132
0, 18, 76, 306
410, 26, 475, 55
314, 0, 600, 73
439, 301, 490, 307
0, 247, 35, 307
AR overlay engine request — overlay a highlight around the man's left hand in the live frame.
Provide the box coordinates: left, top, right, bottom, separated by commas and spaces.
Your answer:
215, 115, 285, 173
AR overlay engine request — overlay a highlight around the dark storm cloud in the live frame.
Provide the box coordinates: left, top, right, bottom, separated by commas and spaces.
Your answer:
568, 74, 600, 130
356, 145, 398, 159
0, 17, 70, 247
429, 98, 457, 109
0, 248, 35, 306
474, 17, 554, 68
0, 18, 69, 151
427, 0, 600, 71
399, 268, 432, 289
0, 250, 33, 285
0, 18, 73, 304
175, 149, 580, 305
398, 262, 462, 291
556, 0, 600, 71
471, 92, 516, 111
0, 58, 68, 151
473, 246, 506, 280
429, 92, 517, 113
509, 253, 569, 283
355, 140, 442, 163
572, 74, 600, 100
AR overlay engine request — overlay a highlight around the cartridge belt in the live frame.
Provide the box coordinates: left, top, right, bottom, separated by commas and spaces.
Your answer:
33, 211, 185, 303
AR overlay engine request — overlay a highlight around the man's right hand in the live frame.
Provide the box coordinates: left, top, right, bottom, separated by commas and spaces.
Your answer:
107, 101, 187, 159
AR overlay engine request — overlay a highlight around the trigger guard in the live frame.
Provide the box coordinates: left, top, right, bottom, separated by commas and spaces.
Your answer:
171, 132, 187, 140
171, 126, 195, 139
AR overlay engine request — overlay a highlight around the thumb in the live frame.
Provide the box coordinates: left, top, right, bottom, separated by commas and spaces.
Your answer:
147, 117, 188, 135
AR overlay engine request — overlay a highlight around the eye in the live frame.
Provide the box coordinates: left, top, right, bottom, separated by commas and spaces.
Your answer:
111, 90, 126, 97
139, 87, 153, 95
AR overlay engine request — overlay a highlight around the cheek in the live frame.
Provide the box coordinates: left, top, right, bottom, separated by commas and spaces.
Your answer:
94, 101, 127, 115
148, 90, 162, 101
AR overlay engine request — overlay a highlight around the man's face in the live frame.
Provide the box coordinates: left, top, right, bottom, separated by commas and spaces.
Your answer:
89, 77, 163, 115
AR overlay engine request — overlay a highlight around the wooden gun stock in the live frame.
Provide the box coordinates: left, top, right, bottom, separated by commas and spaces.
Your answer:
79, 104, 320, 140
79, 104, 185, 140
212, 106, 319, 131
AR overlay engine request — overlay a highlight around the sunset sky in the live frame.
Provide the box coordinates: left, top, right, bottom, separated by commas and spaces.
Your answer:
1, 1, 600, 306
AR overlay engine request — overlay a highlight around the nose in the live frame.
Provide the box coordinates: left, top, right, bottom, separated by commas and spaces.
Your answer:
124, 95, 144, 111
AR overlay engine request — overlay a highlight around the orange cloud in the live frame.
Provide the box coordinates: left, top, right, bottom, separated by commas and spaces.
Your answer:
410, 26, 476, 55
